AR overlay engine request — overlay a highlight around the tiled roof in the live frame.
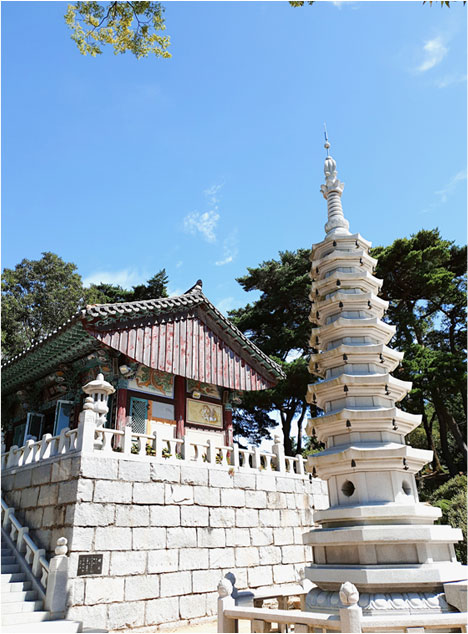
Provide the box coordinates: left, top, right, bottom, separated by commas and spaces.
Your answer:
2, 282, 284, 395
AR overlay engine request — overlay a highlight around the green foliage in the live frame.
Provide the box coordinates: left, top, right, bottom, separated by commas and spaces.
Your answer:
425, 475, 467, 562
372, 229, 467, 476
229, 249, 318, 454
2, 252, 84, 360
85, 269, 169, 305
65, 1, 171, 58
2, 252, 169, 360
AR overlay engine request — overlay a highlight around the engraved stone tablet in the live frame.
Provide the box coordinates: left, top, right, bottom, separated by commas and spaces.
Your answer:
77, 554, 103, 576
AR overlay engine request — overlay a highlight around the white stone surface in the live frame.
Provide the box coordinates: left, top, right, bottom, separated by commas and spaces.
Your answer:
304, 148, 465, 610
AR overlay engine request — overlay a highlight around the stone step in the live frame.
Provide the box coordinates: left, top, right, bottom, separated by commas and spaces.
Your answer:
3, 620, 84, 633
1, 590, 38, 603
1, 556, 17, 566
2, 600, 44, 614
2, 611, 51, 626
1, 572, 27, 583
1, 564, 21, 574
1, 581, 32, 593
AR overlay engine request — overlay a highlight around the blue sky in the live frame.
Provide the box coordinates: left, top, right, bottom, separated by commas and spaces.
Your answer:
2, 1, 467, 314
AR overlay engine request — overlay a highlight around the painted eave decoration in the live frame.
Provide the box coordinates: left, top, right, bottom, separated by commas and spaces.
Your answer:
1, 281, 285, 395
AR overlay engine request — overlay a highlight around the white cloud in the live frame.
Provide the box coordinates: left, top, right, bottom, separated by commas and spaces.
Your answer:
168, 286, 185, 298
435, 73, 467, 89
83, 268, 148, 289
419, 168, 466, 214
416, 36, 448, 73
215, 230, 239, 266
183, 209, 219, 243
435, 169, 467, 203
175, 260, 183, 269
216, 296, 245, 314
183, 183, 224, 243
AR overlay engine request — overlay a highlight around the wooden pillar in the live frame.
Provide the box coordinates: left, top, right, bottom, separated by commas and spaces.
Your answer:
116, 388, 128, 431
224, 404, 233, 447
174, 375, 186, 438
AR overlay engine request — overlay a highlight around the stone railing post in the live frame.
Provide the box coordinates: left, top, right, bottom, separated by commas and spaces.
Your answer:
272, 435, 286, 473
206, 439, 215, 464
338, 582, 362, 633
45, 537, 69, 619
123, 425, 133, 455
217, 578, 236, 633
296, 454, 305, 476
76, 397, 97, 453
232, 443, 240, 468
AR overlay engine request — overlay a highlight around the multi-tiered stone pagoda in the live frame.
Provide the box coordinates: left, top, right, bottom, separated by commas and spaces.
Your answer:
303, 141, 466, 616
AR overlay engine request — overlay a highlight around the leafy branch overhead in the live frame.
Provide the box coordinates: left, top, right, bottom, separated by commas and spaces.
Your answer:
65, 1, 171, 58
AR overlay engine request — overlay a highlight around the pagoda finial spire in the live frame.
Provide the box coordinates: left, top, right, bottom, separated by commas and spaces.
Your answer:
320, 133, 350, 237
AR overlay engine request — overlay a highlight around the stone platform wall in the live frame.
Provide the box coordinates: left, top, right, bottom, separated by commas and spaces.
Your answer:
1, 453, 328, 632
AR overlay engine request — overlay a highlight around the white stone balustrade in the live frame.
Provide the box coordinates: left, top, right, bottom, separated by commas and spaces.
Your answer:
1, 420, 309, 478
1, 496, 69, 617
217, 579, 468, 633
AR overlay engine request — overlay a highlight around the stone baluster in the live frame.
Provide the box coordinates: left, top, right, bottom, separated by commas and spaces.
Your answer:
272, 435, 286, 473
232, 443, 240, 467
252, 446, 262, 471
122, 426, 133, 455
16, 526, 29, 554
22, 439, 35, 465
206, 439, 215, 464
76, 398, 98, 453
295, 454, 305, 476
6, 447, 18, 469
45, 537, 69, 619
57, 428, 71, 455
217, 578, 236, 633
153, 431, 163, 461
39, 434, 52, 460
338, 582, 362, 633
32, 547, 46, 577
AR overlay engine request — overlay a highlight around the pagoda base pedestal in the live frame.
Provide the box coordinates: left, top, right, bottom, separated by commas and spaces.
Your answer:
304, 586, 455, 616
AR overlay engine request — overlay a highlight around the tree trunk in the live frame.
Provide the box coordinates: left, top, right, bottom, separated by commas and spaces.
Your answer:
431, 390, 466, 475
420, 402, 442, 472
436, 407, 457, 477
432, 389, 467, 455
281, 411, 293, 457
295, 404, 307, 455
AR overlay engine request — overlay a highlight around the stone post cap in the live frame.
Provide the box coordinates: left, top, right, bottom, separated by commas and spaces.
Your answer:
82, 373, 115, 396
55, 537, 68, 556
217, 578, 233, 598
339, 581, 359, 606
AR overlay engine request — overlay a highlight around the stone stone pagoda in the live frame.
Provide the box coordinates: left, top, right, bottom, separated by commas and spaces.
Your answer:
303, 140, 466, 616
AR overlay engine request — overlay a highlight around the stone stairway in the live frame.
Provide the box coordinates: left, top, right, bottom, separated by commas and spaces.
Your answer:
1, 535, 82, 633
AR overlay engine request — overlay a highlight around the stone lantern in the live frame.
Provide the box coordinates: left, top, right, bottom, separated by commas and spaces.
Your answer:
82, 373, 115, 427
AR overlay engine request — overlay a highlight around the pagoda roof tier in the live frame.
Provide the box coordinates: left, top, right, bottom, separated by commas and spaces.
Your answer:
309, 343, 403, 378
306, 406, 422, 442
310, 317, 396, 349
307, 373, 412, 410
304, 561, 466, 592
311, 269, 383, 298
313, 502, 441, 526
309, 292, 389, 326
1, 282, 284, 395
310, 233, 372, 261
310, 248, 377, 277
303, 523, 462, 547
307, 443, 433, 479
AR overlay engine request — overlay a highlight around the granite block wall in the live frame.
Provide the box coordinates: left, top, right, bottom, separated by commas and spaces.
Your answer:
1, 453, 328, 631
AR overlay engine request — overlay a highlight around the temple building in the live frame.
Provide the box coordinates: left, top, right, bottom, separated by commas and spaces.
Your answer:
2, 281, 284, 452
303, 140, 465, 616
